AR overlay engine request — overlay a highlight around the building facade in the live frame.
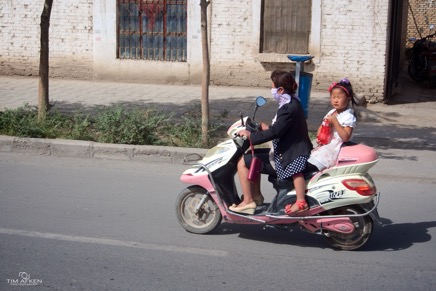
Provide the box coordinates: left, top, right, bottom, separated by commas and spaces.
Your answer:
1, 1, 404, 102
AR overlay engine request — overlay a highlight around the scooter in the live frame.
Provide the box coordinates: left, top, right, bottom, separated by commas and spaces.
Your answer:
175, 97, 381, 250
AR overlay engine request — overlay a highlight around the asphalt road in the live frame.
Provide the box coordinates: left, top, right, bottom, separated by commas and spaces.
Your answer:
1, 153, 435, 290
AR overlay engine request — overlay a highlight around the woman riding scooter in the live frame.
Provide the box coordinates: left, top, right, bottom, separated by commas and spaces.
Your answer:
230, 69, 313, 215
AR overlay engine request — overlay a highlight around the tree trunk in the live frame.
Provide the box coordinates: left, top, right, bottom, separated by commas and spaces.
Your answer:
38, 0, 53, 122
200, 0, 210, 147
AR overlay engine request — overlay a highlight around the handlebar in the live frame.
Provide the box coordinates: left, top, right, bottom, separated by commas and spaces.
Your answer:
409, 32, 436, 43
245, 117, 260, 133
428, 32, 436, 39
232, 117, 260, 144
420, 32, 436, 41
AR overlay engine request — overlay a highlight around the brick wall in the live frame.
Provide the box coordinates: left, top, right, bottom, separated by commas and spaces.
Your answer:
209, 0, 389, 102
407, 0, 436, 45
316, 0, 389, 102
209, 0, 268, 88
1, 0, 390, 102
0, 1, 93, 79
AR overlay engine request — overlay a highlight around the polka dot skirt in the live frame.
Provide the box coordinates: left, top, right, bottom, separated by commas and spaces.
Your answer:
273, 139, 308, 180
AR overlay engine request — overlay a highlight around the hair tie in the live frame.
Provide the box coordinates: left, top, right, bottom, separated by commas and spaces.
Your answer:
340, 77, 350, 84
328, 80, 350, 97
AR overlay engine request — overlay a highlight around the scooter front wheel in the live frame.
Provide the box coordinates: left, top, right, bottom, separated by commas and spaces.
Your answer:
175, 186, 222, 234
324, 205, 373, 251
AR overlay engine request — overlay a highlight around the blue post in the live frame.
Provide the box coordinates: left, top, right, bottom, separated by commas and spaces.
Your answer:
288, 55, 314, 119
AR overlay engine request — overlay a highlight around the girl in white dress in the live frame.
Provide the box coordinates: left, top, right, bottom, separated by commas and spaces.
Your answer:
307, 78, 358, 171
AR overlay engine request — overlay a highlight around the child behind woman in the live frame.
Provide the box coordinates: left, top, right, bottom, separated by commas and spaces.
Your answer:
285, 78, 358, 215
307, 77, 358, 171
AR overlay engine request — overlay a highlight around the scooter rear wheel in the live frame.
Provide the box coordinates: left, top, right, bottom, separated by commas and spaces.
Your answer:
324, 206, 373, 251
175, 186, 222, 234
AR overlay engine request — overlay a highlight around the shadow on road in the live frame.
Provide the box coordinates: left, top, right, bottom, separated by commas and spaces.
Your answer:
214, 219, 436, 251
365, 218, 436, 251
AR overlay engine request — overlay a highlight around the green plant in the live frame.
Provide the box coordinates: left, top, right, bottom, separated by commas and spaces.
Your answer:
163, 115, 203, 148
159, 104, 225, 148
0, 105, 50, 138
93, 106, 168, 145
0, 104, 316, 149
64, 112, 93, 141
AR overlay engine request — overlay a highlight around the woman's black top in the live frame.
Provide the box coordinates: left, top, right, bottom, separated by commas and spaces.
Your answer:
250, 99, 313, 169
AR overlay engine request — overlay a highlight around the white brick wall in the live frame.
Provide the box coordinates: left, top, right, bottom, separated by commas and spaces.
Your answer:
316, 0, 389, 101
209, 0, 267, 87
0, 0, 390, 101
209, 0, 389, 102
0, 0, 93, 79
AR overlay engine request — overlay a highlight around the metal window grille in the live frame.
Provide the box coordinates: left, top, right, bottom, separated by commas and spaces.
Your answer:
261, 0, 311, 54
117, 0, 187, 61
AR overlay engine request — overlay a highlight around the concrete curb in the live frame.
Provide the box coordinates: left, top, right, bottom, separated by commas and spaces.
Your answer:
3, 135, 436, 183
0, 135, 208, 164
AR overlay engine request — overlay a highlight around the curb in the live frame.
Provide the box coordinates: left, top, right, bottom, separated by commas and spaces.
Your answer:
0, 135, 208, 164
3, 135, 436, 183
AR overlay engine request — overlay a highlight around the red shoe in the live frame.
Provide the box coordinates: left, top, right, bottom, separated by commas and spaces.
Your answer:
285, 200, 309, 216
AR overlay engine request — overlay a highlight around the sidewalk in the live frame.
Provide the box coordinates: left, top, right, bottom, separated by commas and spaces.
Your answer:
1, 74, 436, 155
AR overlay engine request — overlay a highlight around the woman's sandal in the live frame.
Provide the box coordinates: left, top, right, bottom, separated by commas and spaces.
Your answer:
285, 200, 309, 216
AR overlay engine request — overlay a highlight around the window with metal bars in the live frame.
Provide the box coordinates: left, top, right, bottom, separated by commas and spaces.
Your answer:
261, 0, 311, 54
117, 0, 187, 61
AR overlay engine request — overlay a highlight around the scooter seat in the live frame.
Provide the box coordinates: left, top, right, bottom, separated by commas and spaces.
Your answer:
303, 170, 318, 180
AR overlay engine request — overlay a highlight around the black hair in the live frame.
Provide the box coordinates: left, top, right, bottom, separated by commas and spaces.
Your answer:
329, 78, 360, 119
330, 79, 357, 105
270, 69, 297, 96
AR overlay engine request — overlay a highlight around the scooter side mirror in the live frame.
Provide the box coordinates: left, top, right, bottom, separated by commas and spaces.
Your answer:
256, 96, 267, 107
252, 96, 266, 121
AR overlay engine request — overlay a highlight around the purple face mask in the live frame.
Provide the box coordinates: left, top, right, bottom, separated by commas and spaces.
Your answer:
271, 88, 291, 108
271, 88, 280, 102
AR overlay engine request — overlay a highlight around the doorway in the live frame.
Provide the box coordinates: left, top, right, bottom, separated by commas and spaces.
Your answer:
385, 0, 407, 103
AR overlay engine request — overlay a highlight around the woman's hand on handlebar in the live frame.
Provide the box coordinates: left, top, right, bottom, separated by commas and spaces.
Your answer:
238, 122, 268, 139
237, 129, 251, 140
259, 122, 269, 131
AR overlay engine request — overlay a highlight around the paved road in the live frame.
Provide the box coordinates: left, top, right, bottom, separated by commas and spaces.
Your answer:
1, 74, 435, 290
1, 153, 435, 290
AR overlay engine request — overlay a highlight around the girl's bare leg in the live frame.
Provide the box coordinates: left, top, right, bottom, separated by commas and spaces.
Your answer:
293, 173, 306, 201
285, 173, 308, 214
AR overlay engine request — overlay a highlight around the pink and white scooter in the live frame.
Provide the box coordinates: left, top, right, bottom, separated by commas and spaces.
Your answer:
175, 97, 381, 250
